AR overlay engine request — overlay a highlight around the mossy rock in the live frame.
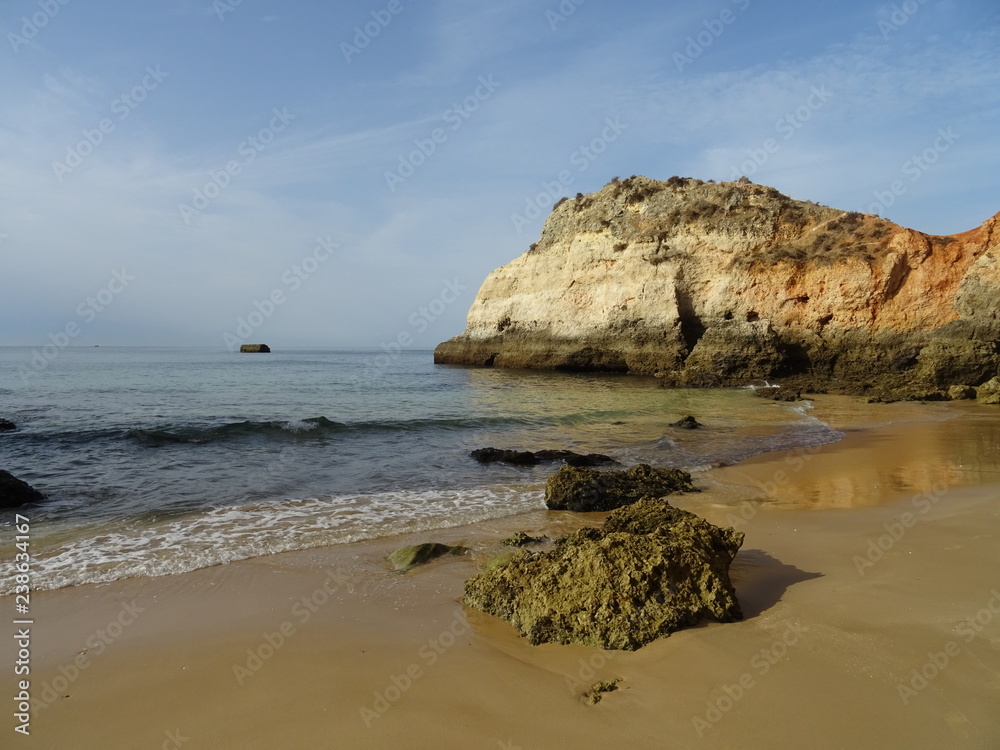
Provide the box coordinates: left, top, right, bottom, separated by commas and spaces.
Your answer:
545, 463, 696, 512
500, 531, 546, 547
587, 679, 621, 705
948, 385, 977, 400
483, 550, 522, 571
389, 543, 468, 571
977, 377, 1000, 405
464, 497, 744, 650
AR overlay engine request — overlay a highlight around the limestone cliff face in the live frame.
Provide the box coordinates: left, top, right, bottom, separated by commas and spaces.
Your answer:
435, 176, 1000, 392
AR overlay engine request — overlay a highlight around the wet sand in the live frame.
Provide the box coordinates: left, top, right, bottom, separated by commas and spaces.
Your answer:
6, 397, 1000, 749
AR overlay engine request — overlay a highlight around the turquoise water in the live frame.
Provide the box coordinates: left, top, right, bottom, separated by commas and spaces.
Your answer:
0, 347, 841, 593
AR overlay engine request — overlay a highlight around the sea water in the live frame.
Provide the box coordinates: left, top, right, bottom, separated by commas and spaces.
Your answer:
0, 347, 841, 593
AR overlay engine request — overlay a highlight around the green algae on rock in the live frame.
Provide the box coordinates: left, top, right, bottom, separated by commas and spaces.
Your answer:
545, 463, 697, 512
388, 543, 469, 571
463, 497, 744, 650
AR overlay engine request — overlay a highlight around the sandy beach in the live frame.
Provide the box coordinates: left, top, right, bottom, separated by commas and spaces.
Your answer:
7, 396, 1000, 749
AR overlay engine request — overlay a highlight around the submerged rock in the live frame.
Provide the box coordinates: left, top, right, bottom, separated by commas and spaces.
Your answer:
388, 543, 468, 571
545, 464, 696, 512
463, 497, 744, 650
669, 415, 703, 429
500, 531, 546, 547
0, 470, 45, 509
977, 377, 1000, 405
0, 418, 16, 432
471, 447, 615, 467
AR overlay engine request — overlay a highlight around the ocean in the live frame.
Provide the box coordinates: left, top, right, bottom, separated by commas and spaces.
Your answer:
0, 347, 842, 595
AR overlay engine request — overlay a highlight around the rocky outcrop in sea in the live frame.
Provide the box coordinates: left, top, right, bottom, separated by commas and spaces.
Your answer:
436, 176, 1000, 398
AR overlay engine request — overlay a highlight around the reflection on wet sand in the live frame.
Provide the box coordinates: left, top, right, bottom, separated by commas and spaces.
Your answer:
709, 399, 1000, 509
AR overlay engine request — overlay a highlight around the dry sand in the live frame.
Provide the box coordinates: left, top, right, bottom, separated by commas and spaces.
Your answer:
6, 397, 1000, 749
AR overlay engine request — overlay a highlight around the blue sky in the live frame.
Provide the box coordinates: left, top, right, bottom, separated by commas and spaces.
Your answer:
1, 0, 998, 350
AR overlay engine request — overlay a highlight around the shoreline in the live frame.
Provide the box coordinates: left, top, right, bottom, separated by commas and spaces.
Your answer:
5, 397, 1000, 748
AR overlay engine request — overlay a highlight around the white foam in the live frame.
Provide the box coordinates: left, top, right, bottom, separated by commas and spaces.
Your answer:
0, 486, 545, 594
281, 419, 320, 433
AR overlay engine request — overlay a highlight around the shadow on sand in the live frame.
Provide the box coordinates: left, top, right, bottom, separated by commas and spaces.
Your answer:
729, 549, 822, 620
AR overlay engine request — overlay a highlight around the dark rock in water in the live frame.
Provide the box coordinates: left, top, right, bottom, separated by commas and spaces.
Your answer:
545, 464, 696, 512
500, 531, 546, 547
471, 448, 540, 465
388, 542, 468, 571
240, 344, 271, 353
0, 419, 16, 432
536, 450, 616, 467
753, 387, 803, 402
0, 470, 45, 509
471, 447, 615, 467
463, 497, 744, 650
669, 415, 703, 429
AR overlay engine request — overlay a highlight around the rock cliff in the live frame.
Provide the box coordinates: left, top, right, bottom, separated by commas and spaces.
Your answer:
435, 176, 1000, 395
